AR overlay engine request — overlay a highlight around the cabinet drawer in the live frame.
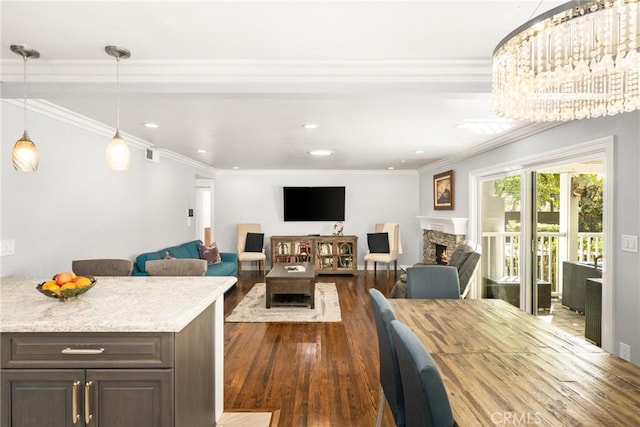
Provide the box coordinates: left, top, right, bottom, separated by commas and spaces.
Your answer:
1, 333, 173, 369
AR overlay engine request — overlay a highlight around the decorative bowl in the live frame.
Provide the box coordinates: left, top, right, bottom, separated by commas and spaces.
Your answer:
36, 276, 97, 301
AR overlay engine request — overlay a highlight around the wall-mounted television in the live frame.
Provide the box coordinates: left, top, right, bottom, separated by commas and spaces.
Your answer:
283, 186, 345, 222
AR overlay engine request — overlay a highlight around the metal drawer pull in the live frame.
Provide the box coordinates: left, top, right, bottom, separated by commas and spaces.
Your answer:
85, 381, 93, 424
61, 347, 105, 355
72, 381, 80, 424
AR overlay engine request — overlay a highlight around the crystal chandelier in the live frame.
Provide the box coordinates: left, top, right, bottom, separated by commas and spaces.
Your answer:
492, 0, 640, 122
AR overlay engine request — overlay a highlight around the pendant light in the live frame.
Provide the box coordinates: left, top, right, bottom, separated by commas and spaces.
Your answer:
105, 45, 131, 171
10, 45, 40, 172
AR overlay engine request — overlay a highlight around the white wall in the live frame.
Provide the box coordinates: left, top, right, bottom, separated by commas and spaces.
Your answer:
1, 101, 214, 277
213, 170, 420, 268
418, 111, 640, 365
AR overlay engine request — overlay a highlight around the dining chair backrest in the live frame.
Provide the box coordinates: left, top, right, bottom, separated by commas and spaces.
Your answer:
406, 266, 460, 299
145, 259, 207, 276
368, 289, 405, 427
72, 259, 133, 276
389, 320, 455, 427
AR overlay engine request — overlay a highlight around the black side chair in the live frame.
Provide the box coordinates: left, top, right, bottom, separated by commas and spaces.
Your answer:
368, 289, 405, 427
389, 320, 456, 427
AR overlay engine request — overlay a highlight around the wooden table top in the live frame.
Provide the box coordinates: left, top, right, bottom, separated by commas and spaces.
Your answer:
266, 262, 315, 280
388, 298, 640, 426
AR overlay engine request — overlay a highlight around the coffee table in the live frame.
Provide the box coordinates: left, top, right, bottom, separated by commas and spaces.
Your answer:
265, 263, 316, 309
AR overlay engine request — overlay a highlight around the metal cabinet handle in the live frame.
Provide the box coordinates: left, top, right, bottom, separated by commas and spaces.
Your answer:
61, 347, 105, 355
85, 381, 93, 424
72, 381, 80, 424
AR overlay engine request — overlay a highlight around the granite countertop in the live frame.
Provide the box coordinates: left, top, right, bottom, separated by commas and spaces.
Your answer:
0, 276, 237, 333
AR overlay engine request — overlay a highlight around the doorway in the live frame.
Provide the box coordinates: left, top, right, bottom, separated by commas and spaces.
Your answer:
473, 137, 613, 352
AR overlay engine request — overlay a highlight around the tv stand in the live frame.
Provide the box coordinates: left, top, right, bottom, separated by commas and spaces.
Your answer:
270, 235, 358, 275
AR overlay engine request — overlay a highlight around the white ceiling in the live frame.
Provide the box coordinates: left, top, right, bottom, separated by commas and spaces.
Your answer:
1, 0, 566, 170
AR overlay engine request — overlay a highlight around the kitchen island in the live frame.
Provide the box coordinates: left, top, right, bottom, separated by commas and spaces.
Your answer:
0, 275, 236, 427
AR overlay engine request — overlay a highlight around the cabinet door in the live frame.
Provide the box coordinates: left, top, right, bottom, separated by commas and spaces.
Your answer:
1, 369, 84, 427
87, 369, 173, 427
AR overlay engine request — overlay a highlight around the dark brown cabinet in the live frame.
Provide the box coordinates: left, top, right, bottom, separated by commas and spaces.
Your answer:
2, 369, 172, 427
1, 304, 214, 427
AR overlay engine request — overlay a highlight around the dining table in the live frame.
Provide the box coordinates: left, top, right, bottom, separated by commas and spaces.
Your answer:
388, 298, 640, 426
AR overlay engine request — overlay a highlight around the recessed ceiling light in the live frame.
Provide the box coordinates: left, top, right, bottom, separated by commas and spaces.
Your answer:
415, 150, 425, 154
455, 119, 515, 135
400, 160, 406, 163
142, 122, 159, 129
302, 123, 319, 130
197, 149, 207, 154
388, 166, 395, 170
309, 149, 333, 156
232, 166, 239, 170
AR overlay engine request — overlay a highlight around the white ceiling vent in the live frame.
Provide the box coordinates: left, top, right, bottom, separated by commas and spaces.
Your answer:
145, 148, 160, 163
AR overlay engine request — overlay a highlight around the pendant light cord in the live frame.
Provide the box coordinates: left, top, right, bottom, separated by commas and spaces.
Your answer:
22, 54, 27, 131
116, 55, 120, 131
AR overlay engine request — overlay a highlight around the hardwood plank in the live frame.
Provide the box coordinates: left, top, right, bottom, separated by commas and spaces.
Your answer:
224, 272, 396, 426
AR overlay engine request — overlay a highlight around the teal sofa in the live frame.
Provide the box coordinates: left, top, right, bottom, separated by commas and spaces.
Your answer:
132, 240, 238, 277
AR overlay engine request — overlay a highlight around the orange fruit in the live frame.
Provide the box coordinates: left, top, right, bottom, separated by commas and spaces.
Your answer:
61, 282, 77, 291
75, 277, 92, 288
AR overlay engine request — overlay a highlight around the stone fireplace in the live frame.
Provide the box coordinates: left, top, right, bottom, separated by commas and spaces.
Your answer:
417, 217, 468, 264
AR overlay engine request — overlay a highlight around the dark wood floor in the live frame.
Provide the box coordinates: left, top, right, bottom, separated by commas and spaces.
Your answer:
223, 270, 398, 427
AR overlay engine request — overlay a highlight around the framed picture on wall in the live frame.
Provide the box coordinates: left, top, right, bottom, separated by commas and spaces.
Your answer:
434, 170, 454, 210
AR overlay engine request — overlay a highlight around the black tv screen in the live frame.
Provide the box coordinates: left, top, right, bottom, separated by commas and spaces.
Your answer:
283, 186, 345, 221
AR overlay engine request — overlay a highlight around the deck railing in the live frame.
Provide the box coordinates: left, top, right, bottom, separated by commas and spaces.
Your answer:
481, 231, 603, 293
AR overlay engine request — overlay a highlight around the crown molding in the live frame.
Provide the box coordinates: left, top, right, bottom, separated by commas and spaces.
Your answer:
1, 99, 216, 174
417, 121, 562, 173
0, 58, 492, 85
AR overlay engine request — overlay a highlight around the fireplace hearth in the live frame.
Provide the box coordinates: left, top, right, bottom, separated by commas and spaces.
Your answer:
417, 217, 468, 264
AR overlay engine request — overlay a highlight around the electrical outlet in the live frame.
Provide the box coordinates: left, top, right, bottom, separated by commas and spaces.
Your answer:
1, 240, 16, 256
620, 342, 631, 361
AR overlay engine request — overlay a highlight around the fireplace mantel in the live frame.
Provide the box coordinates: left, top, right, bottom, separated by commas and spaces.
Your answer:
417, 216, 468, 236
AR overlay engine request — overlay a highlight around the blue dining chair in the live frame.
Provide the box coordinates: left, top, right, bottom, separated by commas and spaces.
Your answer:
368, 289, 405, 427
406, 266, 460, 299
389, 320, 456, 427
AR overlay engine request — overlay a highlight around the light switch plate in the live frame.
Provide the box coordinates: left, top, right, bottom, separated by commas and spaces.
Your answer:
1, 240, 16, 256
621, 234, 638, 253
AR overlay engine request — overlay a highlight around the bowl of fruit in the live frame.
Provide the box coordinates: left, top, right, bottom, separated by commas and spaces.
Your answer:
37, 272, 96, 301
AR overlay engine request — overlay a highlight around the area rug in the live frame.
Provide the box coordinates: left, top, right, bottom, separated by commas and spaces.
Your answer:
226, 283, 342, 323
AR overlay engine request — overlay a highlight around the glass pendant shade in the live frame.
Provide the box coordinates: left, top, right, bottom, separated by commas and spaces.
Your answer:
12, 130, 39, 172
106, 130, 130, 171
105, 45, 131, 171
10, 44, 40, 172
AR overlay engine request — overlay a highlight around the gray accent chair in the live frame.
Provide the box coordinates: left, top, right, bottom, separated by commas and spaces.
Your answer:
391, 241, 481, 299
145, 259, 207, 276
72, 259, 133, 276
406, 266, 460, 299
389, 320, 456, 427
368, 289, 405, 427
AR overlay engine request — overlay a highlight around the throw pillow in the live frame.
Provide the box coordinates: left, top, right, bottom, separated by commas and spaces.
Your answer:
367, 232, 390, 253
165, 251, 176, 259
198, 242, 222, 265
245, 232, 264, 252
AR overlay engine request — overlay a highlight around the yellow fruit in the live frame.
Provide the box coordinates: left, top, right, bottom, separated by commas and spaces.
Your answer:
41, 280, 57, 291
75, 277, 92, 288
61, 282, 77, 291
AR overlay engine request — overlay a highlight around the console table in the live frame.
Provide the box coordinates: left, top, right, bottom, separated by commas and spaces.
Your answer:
270, 235, 358, 275
1, 275, 236, 427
